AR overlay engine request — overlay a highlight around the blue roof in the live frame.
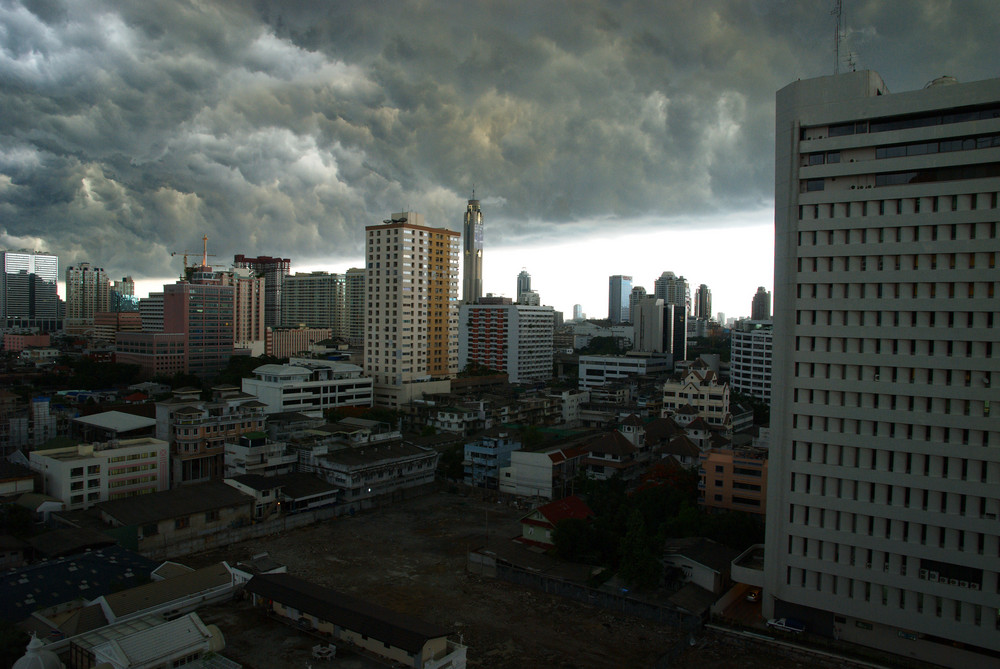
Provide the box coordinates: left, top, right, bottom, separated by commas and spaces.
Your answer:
0, 545, 158, 623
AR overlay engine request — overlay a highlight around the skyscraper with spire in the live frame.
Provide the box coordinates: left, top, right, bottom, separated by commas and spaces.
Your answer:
462, 198, 483, 303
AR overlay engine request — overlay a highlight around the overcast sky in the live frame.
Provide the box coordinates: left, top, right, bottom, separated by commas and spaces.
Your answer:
2, 1, 998, 319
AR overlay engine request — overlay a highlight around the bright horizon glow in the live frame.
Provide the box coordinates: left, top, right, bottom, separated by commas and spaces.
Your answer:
107, 210, 775, 326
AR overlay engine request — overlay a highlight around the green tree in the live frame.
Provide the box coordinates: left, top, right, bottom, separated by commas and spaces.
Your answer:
618, 509, 663, 590
552, 517, 596, 561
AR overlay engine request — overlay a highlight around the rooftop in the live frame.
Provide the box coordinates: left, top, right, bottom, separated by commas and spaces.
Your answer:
98, 482, 252, 526
72, 411, 156, 433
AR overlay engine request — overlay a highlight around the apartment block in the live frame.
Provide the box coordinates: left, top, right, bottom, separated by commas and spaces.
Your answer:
459, 301, 555, 383
241, 358, 373, 414
578, 352, 671, 391
730, 320, 774, 403
765, 71, 1000, 666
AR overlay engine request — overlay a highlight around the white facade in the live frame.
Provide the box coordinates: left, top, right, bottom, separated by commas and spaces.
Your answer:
578, 353, 670, 390
662, 367, 732, 432
242, 358, 373, 414
29, 438, 169, 510
365, 213, 460, 394
730, 321, 774, 402
547, 389, 590, 426
459, 302, 555, 383
224, 434, 297, 477
765, 71, 1000, 666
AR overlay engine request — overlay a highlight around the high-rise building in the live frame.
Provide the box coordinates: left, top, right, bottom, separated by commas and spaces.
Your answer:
573, 304, 583, 321
694, 284, 712, 320
516, 269, 531, 297
110, 276, 138, 313
629, 286, 647, 322
345, 267, 366, 347
653, 271, 688, 314
365, 212, 459, 405
730, 320, 773, 403
233, 254, 290, 328
462, 199, 484, 304
64, 263, 110, 334
280, 271, 346, 337
608, 275, 632, 324
220, 267, 265, 354
765, 71, 1000, 667
632, 296, 686, 361
139, 292, 164, 332
0, 250, 59, 331
751, 286, 771, 321
459, 301, 555, 383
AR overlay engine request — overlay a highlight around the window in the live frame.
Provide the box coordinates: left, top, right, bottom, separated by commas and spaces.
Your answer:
175, 517, 190, 530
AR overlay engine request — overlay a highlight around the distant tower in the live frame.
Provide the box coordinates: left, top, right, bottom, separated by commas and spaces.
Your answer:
608, 275, 632, 324
573, 304, 583, 321
653, 271, 688, 312
233, 254, 291, 328
516, 269, 531, 297
751, 286, 771, 320
629, 286, 646, 322
64, 262, 110, 334
694, 284, 712, 320
462, 199, 484, 304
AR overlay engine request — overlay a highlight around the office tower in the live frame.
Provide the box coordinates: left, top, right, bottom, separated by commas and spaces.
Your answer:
653, 271, 688, 313
608, 275, 632, 324
0, 250, 59, 331
365, 212, 459, 403
139, 292, 164, 332
694, 284, 712, 320
573, 304, 583, 321
667, 303, 686, 361
345, 267, 366, 346
459, 301, 555, 383
64, 263, 110, 334
717, 312, 726, 325
629, 286, 646, 322
632, 297, 665, 353
765, 71, 1000, 667
517, 290, 540, 306
220, 266, 265, 353
751, 286, 771, 321
730, 320, 773, 402
280, 271, 347, 338
110, 276, 138, 313
516, 269, 531, 297
462, 198, 484, 304
233, 254, 290, 328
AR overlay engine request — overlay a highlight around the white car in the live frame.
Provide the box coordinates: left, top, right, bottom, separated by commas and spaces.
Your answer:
766, 618, 805, 633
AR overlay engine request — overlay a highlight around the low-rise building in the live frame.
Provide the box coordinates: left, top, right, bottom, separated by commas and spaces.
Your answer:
265, 326, 332, 358
90, 612, 227, 669
463, 428, 521, 489
663, 537, 741, 595
581, 430, 642, 483
499, 439, 590, 500
241, 358, 373, 414
223, 432, 297, 478
98, 482, 253, 554
28, 438, 169, 510
517, 495, 594, 549
661, 364, 734, 435
246, 573, 467, 669
547, 389, 590, 427
224, 473, 338, 519
578, 353, 671, 391
698, 446, 768, 516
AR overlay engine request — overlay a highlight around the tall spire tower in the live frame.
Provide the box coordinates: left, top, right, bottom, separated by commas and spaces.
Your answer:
462, 197, 484, 304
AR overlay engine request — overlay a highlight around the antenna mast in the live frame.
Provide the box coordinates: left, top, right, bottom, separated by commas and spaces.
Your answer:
831, 0, 843, 75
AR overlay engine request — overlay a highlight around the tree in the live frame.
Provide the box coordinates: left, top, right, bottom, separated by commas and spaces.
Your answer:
618, 509, 663, 591
552, 518, 596, 561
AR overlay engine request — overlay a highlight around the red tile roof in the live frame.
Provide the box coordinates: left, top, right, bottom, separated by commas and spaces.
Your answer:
534, 495, 594, 525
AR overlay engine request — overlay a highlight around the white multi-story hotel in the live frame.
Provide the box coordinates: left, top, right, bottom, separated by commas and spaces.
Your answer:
29, 437, 169, 510
242, 358, 373, 414
459, 301, 555, 383
730, 320, 774, 403
365, 212, 459, 407
765, 71, 1000, 667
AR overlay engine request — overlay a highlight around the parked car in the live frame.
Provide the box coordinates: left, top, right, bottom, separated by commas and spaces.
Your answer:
766, 618, 806, 633
746, 588, 761, 602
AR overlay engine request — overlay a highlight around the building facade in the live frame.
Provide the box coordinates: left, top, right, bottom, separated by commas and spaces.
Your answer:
608, 275, 632, 324
694, 283, 712, 320
233, 254, 290, 328
345, 267, 366, 346
462, 198, 484, 304
29, 438, 170, 510
653, 271, 689, 314
0, 250, 59, 331
458, 301, 555, 383
365, 213, 459, 406
220, 266, 266, 354
730, 320, 774, 403
242, 358, 373, 414
751, 286, 772, 321
280, 271, 346, 336
578, 353, 671, 390
64, 263, 110, 334
765, 71, 1000, 666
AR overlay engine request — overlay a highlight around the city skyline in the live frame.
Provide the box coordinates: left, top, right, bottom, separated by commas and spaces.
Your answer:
3, 2, 996, 323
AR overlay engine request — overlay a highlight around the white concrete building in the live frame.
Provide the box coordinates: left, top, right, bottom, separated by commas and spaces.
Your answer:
765, 70, 1000, 667
241, 358, 373, 415
223, 433, 297, 477
578, 353, 671, 390
365, 213, 460, 407
661, 366, 732, 433
28, 437, 169, 510
459, 302, 555, 383
547, 389, 590, 426
730, 320, 774, 403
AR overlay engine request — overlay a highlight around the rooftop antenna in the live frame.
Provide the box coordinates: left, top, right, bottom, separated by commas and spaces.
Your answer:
472, 183, 476, 200
831, 0, 843, 75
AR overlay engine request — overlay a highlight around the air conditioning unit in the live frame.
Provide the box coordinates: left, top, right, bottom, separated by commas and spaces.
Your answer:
959, 581, 969, 588
970, 583, 980, 591
949, 578, 959, 586
918, 569, 928, 579
929, 571, 939, 581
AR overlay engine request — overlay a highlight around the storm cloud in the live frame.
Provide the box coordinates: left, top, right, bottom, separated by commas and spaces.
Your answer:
1, 0, 997, 277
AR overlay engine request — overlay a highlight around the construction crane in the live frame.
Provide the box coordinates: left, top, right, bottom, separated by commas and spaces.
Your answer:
170, 235, 217, 269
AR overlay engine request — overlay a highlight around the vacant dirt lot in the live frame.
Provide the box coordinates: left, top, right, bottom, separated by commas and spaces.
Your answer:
190, 488, 684, 668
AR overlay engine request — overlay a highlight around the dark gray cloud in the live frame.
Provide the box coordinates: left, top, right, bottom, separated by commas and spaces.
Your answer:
1, 0, 997, 277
